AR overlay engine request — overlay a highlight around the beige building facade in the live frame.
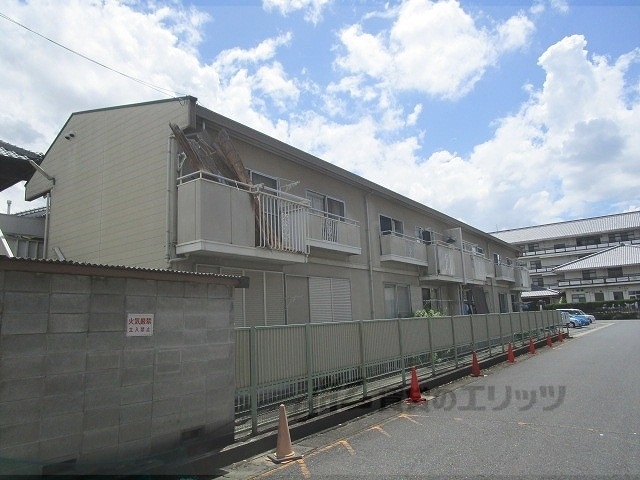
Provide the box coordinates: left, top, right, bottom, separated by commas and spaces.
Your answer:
26, 97, 529, 325
491, 211, 640, 304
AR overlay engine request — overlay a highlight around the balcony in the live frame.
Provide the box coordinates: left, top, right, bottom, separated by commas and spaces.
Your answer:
522, 238, 640, 257
513, 265, 531, 290
379, 231, 428, 266
463, 252, 493, 284
176, 172, 363, 263
557, 273, 640, 287
176, 172, 308, 264
494, 262, 516, 282
307, 209, 361, 255
420, 242, 464, 283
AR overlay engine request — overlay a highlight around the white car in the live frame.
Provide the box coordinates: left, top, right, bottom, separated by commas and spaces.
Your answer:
557, 308, 595, 324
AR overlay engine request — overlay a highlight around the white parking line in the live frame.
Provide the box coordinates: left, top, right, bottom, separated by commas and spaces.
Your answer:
570, 321, 615, 338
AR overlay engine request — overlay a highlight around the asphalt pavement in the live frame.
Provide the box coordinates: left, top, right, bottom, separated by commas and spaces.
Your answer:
219, 320, 640, 479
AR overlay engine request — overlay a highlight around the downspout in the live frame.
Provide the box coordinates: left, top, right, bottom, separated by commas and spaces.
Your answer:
165, 136, 178, 266
43, 193, 51, 258
364, 191, 375, 319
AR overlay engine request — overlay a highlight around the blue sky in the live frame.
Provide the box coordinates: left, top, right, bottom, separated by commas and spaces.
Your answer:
1, 0, 638, 231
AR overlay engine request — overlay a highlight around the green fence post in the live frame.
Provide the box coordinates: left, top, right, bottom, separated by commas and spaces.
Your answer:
428, 316, 436, 376
470, 314, 476, 352
250, 326, 258, 436
451, 315, 458, 369
498, 313, 504, 354
305, 323, 314, 416
359, 319, 368, 398
397, 317, 406, 387
486, 314, 492, 357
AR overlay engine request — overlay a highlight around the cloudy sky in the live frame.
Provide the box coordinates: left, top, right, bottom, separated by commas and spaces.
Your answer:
1, 0, 638, 232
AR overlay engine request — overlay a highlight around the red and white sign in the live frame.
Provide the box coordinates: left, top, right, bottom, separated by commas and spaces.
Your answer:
126, 313, 154, 336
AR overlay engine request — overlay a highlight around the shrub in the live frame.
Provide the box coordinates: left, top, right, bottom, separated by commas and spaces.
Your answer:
414, 309, 444, 317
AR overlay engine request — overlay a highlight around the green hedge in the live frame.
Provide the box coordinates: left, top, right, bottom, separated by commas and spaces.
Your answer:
543, 300, 640, 319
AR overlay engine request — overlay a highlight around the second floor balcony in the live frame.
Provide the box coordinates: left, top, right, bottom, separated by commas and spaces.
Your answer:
379, 231, 428, 266
176, 172, 361, 263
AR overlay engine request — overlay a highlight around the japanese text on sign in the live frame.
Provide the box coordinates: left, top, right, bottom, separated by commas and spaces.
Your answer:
126, 313, 154, 336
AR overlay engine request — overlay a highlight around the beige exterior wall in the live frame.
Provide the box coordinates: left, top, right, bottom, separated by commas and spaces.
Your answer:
26, 99, 193, 268
26, 97, 524, 323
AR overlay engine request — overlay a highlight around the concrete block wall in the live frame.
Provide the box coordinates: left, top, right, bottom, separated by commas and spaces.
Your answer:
0, 259, 243, 475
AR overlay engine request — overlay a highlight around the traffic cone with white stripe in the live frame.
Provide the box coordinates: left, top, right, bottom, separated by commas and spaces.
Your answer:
528, 337, 536, 355
268, 404, 302, 463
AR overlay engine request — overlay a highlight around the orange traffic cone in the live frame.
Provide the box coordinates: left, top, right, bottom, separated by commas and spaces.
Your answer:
506, 342, 516, 363
546, 332, 553, 348
406, 366, 426, 403
268, 404, 302, 463
528, 337, 536, 355
558, 329, 564, 342
470, 351, 483, 377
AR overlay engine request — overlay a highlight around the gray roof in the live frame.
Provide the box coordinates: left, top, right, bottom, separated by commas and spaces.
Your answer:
553, 244, 640, 272
0, 140, 43, 190
490, 211, 640, 244
521, 289, 560, 299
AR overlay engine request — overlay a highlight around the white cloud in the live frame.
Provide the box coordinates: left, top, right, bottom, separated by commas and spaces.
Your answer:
334, 0, 535, 100
262, 0, 333, 24
428, 35, 640, 229
1, 0, 637, 235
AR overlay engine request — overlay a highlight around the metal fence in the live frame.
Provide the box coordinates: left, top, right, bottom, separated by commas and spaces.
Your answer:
234, 310, 563, 437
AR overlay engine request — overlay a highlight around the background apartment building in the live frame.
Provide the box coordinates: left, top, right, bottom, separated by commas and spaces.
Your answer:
25, 96, 529, 325
491, 211, 640, 304
0, 141, 46, 258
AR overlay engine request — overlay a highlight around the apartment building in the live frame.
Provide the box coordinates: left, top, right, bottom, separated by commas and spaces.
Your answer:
0, 140, 46, 258
491, 211, 640, 303
25, 96, 528, 324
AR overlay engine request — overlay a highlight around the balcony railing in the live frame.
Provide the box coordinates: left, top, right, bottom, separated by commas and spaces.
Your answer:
494, 262, 516, 282
557, 273, 640, 287
176, 171, 363, 261
522, 238, 640, 257
379, 231, 428, 266
421, 241, 464, 283
176, 172, 309, 262
463, 252, 493, 284
307, 209, 361, 255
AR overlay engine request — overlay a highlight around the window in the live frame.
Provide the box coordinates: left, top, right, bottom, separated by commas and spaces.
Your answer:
594, 292, 605, 302
531, 278, 544, 288
308, 191, 346, 242
582, 270, 597, 280
380, 215, 403, 235
526, 243, 538, 252
554, 243, 566, 250
571, 294, 586, 303
607, 267, 623, 278
309, 277, 352, 322
613, 291, 624, 300
493, 253, 501, 265
415, 227, 432, 243
384, 284, 411, 318
629, 290, 640, 300
498, 293, 508, 313
576, 236, 600, 247
220, 268, 285, 326
608, 232, 632, 243
251, 171, 278, 190
530, 260, 542, 270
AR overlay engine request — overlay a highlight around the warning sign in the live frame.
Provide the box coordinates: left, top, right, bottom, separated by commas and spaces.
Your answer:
126, 313, 154, 336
